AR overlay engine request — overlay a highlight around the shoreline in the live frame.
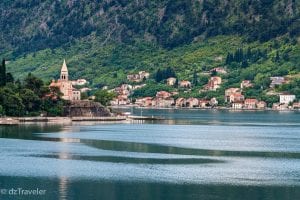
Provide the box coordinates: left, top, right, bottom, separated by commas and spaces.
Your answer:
0, 115, 164, 125
1, 108, 299, 125
110, 105, 300, 112
0, 117, 125, 125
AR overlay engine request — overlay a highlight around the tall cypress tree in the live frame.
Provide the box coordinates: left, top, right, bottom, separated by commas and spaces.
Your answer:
274, 51, 280, 62
192, 70, 198, 86
0, 59, 6, 86
155, 69, 162, 82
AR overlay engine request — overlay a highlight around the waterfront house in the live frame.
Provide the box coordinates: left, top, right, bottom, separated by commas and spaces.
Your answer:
167, 77, 177, 86
136, 97, 153, 107
244, 99, 258, 109
229, 93, 245, 103
176, 98, 186, 107
144, 98, 153, 107
279, 93, 296, 104
110, 95, 130, 106
135, 98, 143, 106
110, 99, 118, 106
225, 88, 241, 102
257, 101, 267, 109
152, 98, 174, 107
241, 80, 253, 89
232, 102, 244, 109
118, 95, 130, 105
293, 102, 300, 110
199, 99, 210, 108
179, 80, 192, 88
273, 103, 288, 110
210, 98, 218, 107
186, 98, 199, 108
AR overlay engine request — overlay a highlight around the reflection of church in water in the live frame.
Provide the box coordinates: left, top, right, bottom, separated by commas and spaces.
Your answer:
50, 60, 81, 101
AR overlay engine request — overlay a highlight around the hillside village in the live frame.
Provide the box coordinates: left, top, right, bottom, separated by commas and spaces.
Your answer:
1, 58, 299, 118
107, 68, 299, 111
49, 59, 300, 112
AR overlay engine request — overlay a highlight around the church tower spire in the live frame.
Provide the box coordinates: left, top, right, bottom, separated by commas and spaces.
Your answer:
60, 59, 69, 81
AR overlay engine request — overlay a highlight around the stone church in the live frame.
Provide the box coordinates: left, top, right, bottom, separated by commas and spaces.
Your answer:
50, 60, 81, 101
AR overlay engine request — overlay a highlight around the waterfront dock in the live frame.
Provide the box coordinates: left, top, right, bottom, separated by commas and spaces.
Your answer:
127, 115, 165, 120
71, 116, 127, 121
0, 118, 20, 125
0, 115, 166, 125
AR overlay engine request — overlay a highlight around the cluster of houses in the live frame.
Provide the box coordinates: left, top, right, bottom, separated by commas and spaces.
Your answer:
109, 69, 299, 110
224, 87, 267, 109
135, 91, 218, 108
49, 61, 298, 110
110, 83, 146, 106
224, 87, 298, 110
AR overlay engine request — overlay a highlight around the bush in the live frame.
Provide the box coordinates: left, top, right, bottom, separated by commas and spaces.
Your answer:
94, 90, 116, 106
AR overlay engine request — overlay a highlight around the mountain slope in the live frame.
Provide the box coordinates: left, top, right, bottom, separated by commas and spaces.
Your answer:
6, 35, 300, 87
1, 0, 299, 55
0, 0, 299, 87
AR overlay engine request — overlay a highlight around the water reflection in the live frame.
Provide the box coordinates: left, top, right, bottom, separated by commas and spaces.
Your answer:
114, 108, 300, 126
57, 135, 72, 200
0, 110, 300, 200
58, 177, 68, 200
0, 176, 299, 200
29, 154, 224, 164
0, 124, 64, 140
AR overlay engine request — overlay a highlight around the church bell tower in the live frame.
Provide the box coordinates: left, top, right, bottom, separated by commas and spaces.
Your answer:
60, 59, 69, 81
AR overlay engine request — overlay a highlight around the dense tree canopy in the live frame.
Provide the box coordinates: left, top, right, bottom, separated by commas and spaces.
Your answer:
94, 90, 116, 106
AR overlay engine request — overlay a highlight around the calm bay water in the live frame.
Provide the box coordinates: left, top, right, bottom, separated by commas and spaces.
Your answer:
0, 109, 300, 200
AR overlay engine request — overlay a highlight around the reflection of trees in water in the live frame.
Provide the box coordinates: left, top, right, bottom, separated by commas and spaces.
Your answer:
0, 124, 64, 139
82, 138, 300, 159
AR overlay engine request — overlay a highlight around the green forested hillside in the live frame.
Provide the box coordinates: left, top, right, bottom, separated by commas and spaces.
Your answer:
0, 0, 299, 87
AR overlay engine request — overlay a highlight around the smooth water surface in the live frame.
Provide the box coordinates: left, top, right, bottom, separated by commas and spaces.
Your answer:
0, 109, 299, 200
